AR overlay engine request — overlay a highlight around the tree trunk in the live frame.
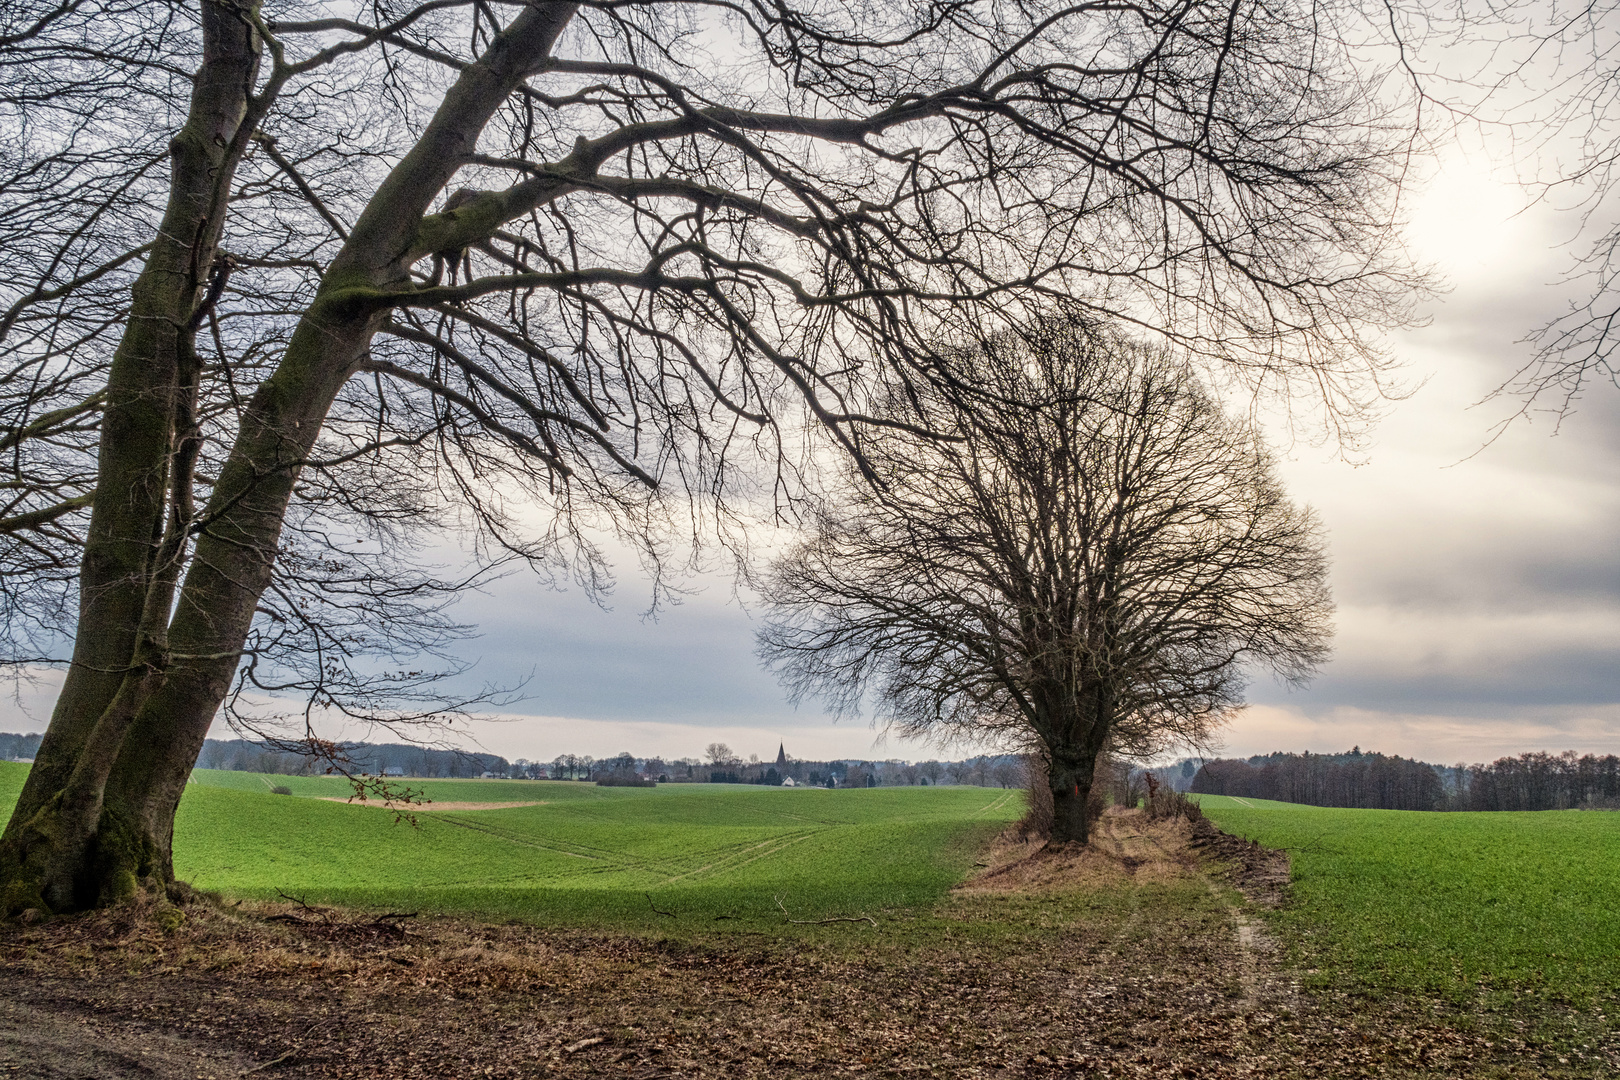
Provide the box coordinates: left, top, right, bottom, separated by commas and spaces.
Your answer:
0, 0, 583, 914
1047, 755, 1090, 844
1040, 681, 1114, 846
0, 0, 264, 915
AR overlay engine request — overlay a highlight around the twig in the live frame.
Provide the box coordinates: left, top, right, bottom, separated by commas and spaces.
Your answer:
774, 894, 877, 927
563, 1036, 606, 1054
275, 890, 330, 923
645, 893, 676, 918
1285, 830, 1341, 856
240, 1021, 319, 1076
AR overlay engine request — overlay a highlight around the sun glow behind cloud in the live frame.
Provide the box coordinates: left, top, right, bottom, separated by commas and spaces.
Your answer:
1404, 156, 1539, 287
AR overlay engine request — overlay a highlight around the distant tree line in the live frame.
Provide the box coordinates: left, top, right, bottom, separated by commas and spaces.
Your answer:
1453, 752, 1620, 812
1192, 749, 1442, 810
40, 735, 1022, 787
521, 749, 1029, 788
0, 730, 1121, 791
193, 740, 508, 780
0, 733, 42, 762
1192, 749, 1620, 811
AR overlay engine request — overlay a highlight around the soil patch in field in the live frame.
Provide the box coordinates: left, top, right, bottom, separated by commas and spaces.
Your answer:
1, 810, 1609, 1079
1188, 816, 1292, 907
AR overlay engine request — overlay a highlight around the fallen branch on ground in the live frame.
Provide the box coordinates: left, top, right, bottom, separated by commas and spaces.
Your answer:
272, 891, 331, 923
774, 894, 877, 927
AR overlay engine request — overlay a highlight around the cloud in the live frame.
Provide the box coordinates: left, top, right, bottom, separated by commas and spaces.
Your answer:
1243, 167, 1620, 739
5, 152, 1617, 771
445, 569, 801, 723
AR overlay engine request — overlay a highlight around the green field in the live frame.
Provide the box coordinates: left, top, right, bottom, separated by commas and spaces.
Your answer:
1199, 797, 1620, 1005
3, 761, 1616, 1010
0, 762, 1022, 930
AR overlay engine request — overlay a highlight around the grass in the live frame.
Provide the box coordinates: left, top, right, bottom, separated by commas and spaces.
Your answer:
0, 762, 1024, 931
1186, 793, 1303, 811
1200, 797, 1620, 1007
3, 759, 1617, 1015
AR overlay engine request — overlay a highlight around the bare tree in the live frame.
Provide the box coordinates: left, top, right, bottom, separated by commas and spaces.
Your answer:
1462, 2, 1620, 417
1, 0, 1422, 913
758, 318, 1331, 843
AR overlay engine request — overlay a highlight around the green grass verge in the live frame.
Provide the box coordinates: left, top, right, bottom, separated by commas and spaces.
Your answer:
1203, 801, 1620, 1006
0, 762, 1023, 932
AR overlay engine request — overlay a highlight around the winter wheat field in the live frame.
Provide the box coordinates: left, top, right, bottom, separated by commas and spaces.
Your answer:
0, 761, 1616, 1079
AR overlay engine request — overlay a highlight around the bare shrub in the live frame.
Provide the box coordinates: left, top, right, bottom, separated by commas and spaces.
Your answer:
1018, 756, 1054, 841
1143, 772, 1205, 824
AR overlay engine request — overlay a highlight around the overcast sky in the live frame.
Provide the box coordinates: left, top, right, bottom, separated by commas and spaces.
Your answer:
437, 149, 1620, 767
5, 138, 1617, 770
343, 148, 1620, 766
1234, 151, 1620, 765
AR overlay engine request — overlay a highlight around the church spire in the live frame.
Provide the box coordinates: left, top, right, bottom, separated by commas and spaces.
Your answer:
775, 742, 787, 767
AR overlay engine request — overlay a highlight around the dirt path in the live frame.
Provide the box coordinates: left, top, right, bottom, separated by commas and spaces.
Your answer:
0, 991, 255, 1079
0, 812, 1607, 1079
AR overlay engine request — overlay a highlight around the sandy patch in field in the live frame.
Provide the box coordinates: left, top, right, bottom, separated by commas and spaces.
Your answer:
318, 798, 547, 811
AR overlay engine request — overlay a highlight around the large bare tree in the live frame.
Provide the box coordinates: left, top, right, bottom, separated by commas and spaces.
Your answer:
1, 0, 1420, 913
758, 319, 1332, 843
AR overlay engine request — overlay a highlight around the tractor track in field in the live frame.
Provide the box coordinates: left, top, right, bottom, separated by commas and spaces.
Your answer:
430, 812, 828, 886
658, 829, 822, 885
974, 790, 1018, 816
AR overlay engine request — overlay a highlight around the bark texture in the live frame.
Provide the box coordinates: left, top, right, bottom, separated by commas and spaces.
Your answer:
1, 1, 580, 913
0, 0, 265, 913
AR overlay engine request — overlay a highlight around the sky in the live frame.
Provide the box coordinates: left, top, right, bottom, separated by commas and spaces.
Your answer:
433, 149, 1620, 767
1235, 153, 1620, 765
4, 100, 1618, 771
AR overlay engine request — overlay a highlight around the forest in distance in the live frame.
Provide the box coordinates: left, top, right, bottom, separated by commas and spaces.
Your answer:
1192, 749, 1620, 813
195, 739, 1620, 811
0, 733, 1032, 789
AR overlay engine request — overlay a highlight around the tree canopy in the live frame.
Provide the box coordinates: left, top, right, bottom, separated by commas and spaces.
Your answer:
759, 320, 1332, 842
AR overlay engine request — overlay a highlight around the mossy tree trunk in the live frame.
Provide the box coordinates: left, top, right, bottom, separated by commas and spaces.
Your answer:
0, 0, 266, 914
0, 1, 580, 914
